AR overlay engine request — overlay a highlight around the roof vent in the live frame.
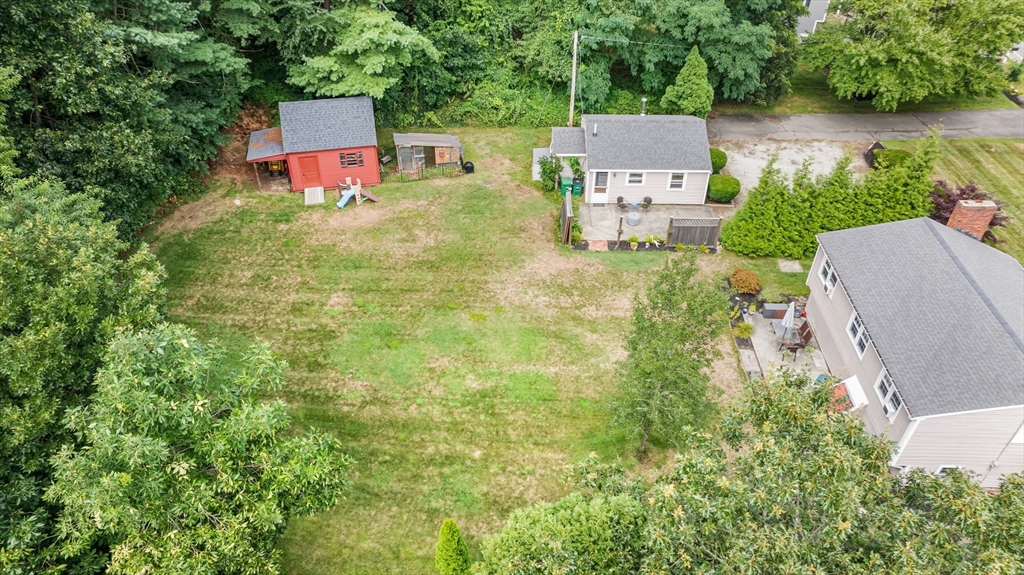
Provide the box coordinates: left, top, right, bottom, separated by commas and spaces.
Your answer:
592, 123, 597, 137
640, 97, 647, 116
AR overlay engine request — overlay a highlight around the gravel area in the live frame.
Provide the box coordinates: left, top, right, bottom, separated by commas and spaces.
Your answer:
713, 140, 870, 207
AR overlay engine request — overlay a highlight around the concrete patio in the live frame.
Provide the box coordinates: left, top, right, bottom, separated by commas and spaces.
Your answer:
741, 310, 830, 379
579, 203, 734, 241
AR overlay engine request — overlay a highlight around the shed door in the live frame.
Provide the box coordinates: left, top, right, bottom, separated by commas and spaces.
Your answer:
298, 156, 321, 188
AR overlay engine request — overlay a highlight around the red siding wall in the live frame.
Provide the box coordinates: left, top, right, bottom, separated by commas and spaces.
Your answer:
286, 145, 380, 191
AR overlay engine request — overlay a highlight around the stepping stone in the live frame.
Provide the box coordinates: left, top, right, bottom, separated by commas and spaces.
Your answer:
777, 259, 803, 273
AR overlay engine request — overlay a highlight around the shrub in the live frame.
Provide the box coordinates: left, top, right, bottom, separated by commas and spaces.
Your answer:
730, 268, 761, 294
710, 148, 728, 173
708, 174, 741, 203
435, 519, 471, 575
930, 180, 1007, 243
872, 148, 913, 169
627, 235, 639, 244
733, 322, 754, 339
537, 154, 562, 192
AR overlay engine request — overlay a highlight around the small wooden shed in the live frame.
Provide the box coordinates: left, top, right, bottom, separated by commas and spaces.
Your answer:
393, 133, 463, 174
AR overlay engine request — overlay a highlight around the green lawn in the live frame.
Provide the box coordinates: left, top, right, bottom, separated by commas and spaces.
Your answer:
148, 128, 734, 574
884, 138, 1024, 262
715, 60, 1018, 115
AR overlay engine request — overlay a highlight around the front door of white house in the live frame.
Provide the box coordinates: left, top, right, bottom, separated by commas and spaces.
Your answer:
590, 171, 609, 203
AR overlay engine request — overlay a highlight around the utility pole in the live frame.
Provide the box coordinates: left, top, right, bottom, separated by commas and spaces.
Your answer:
568, 30, 579, 127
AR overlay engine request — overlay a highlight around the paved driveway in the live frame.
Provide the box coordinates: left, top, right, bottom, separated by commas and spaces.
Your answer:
708, 109, 1024, 141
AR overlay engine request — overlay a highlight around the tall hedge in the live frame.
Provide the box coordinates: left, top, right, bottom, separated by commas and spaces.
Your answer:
721, 137, 939, 258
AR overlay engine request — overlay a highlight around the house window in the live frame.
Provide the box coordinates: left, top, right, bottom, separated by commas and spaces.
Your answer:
340, 151, 364, 167
875, 371, 902, 420
626, 172, 644, 185
594, 172, 609, 188
819, 257, 838, 295
935, 466, 962, 478
668, 173, 686, 190
847, 312, 870, 357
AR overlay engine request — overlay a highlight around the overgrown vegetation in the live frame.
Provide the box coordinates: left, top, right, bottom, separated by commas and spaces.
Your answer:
721, 137, 940, 259
479, 369, 1024, 573
930, 181, 1008, 243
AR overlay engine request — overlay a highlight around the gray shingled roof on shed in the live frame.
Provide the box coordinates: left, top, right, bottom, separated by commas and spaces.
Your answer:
550, 127, 586, 156
579, 115, 711, 171
278, 97, 377, 154
246, 128, 285, 162
818, 218, 1024, 417
393, 133, 461, 148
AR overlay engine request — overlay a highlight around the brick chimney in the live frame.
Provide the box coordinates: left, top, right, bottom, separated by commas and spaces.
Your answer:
947, 199, 998, 240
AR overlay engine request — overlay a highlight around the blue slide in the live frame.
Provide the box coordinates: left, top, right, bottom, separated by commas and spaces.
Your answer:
337, 189, 355, 209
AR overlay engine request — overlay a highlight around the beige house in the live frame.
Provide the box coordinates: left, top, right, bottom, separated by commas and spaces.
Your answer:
805, 209, 1023, 489
549, 114, 712, 205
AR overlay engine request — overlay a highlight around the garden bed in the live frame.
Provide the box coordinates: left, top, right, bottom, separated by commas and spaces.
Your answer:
572, 240, 719, 253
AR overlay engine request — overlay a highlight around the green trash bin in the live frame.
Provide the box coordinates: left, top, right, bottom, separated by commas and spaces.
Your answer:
571, 177, 584, 196
559, 176, 573, 196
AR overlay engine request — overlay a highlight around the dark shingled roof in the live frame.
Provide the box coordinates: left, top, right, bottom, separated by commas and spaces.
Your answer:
579, 115, 711, 171
393, 133, 461, 148
246, 128, 285, 162
550, 127, 586, 156
818, 218, 1024, 417
278, 97, 377, 154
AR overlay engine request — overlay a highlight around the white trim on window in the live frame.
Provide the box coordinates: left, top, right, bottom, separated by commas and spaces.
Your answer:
625, 172, 645, 186
935, 465, 963, 478
819, 256, 839, 297
846, 311, 870, 358
874, 370, 903, 421
667, 173, 686, 190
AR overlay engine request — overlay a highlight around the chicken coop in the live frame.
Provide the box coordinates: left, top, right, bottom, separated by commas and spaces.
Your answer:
393, 133, 463, 174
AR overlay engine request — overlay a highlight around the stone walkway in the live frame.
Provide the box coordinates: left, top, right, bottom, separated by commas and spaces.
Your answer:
708, 109, 1024, 141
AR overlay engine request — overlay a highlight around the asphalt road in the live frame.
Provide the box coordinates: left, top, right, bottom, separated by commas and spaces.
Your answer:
707, 109, 1024, 141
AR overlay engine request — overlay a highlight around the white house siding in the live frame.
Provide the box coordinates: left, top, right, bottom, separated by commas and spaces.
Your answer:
805, 246, 911, 441
587, 170, 708, 204
895, 406, 1024, 489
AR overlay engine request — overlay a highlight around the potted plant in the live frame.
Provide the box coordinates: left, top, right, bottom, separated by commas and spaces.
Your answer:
645, 235, 660, 248
628, 235, 639, 251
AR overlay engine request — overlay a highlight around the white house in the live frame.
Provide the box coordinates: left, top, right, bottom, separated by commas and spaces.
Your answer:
549, 114, 712, 205
804, 208, 1024, 489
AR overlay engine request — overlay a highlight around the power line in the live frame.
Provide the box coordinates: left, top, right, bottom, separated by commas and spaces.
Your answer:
579, 35, 690, 50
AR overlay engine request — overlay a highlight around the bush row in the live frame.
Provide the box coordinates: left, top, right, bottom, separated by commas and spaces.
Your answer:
720, 138, 939, 259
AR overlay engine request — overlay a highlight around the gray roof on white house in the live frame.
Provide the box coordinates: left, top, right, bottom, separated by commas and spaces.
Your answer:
550, 127, 587, 156
278, 97, 377, 154
818, 218, 1024, 417
578, 115, 712, 172
797, 0, 829, 36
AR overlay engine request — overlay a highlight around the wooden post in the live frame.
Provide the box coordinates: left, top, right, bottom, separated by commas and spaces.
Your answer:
616, 216, 624, 248
568, 30, 579, 127
253, 162, 262, 192
666, 217, 674, 244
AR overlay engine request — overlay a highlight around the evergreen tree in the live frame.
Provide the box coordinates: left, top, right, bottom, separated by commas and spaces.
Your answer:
435, 518, 472, 575
660, 46, 714, 118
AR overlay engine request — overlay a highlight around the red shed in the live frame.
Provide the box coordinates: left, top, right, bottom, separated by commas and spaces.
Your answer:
246, 96, 380, 191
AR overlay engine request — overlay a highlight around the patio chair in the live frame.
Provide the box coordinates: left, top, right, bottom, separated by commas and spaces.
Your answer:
617, 196, 628, 210
640, 196, 653, 211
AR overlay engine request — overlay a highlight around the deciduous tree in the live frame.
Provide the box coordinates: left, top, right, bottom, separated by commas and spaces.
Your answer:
0, 178, 165, 572
611, 253, 728, 455
481, 368, 1024, 573
805, 0, 1024, 111
45, 324, 351, 574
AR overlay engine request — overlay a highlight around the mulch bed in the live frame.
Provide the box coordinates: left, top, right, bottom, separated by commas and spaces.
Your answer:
572, 240, 719, 253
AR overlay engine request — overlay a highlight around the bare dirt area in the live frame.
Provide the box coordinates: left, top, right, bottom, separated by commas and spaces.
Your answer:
713, 140, 870, 206
210, 104, 275, 186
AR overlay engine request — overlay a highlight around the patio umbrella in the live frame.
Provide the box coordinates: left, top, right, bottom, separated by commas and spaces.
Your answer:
780, 302, 796, 340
